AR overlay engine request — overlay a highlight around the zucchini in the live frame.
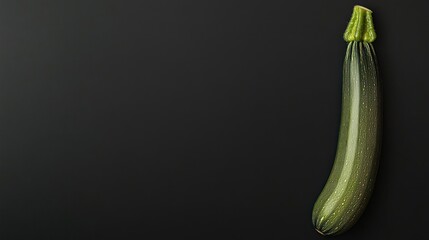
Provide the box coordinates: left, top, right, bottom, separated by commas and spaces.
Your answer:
312, 5, 381, 236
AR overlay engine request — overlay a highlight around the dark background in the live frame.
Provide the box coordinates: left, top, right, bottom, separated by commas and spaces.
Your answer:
0, 0, 428, 239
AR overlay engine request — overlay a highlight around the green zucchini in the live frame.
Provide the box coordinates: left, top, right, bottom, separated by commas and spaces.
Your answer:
312, 5, 381, 236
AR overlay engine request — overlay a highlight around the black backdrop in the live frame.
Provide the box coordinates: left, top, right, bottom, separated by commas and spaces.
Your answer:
0, 0, 428, 239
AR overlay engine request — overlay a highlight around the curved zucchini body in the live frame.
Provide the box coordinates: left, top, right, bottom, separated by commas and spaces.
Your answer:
312, 6, 381, 236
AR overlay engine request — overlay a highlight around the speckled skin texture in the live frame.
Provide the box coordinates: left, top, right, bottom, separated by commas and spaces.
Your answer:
312, 41, 381, 235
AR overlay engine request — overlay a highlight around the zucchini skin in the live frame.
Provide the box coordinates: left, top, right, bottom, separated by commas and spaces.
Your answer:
312, 41, 381, 235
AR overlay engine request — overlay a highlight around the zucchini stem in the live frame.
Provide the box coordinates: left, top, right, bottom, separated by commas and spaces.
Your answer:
343, 5, 376, 43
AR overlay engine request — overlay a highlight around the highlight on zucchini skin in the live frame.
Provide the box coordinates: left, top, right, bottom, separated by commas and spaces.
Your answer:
312, 6, 381, 236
